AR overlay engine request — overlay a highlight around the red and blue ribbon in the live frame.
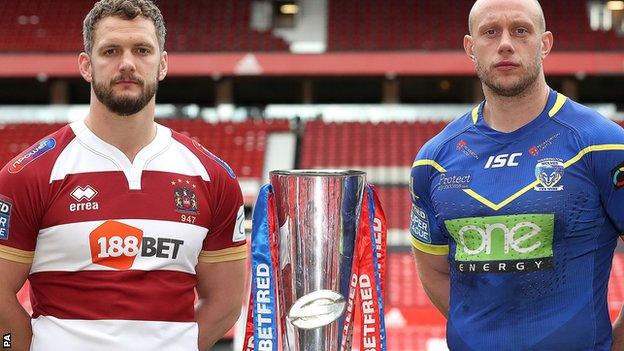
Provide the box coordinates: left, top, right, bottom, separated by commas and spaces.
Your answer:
244, 184, 280, 351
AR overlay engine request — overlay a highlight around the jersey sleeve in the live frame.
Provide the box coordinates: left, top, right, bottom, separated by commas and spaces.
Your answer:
586, 119, 624, 235
410, 151, 449, 255
0, 165, 42, 264
198, 167, 248, 263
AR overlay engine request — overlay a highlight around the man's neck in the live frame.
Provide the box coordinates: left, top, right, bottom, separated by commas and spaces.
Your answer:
84, 98, 157, 163
482, 79, 551, 133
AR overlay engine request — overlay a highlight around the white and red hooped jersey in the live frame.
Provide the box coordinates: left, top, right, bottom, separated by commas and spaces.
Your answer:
0, 120, 247, 351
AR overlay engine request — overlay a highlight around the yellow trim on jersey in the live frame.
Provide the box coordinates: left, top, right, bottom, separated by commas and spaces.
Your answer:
414, 144, 624, 211
471, 93, 564, 124
548, 93, 568, 117
463, 144, 624, 210
471, 105, 479, 124
411, 237, 449, 255
198, 245, 248, 263
563, 144, 624, 167
463, 181, 540, 211
0, 245, 34, 264
412, 159, 447, 173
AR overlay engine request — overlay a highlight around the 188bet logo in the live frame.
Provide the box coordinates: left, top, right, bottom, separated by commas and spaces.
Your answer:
89, 220, 184, 269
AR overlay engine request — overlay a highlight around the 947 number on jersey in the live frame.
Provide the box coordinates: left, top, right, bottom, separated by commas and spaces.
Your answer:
181, 214, 196, 224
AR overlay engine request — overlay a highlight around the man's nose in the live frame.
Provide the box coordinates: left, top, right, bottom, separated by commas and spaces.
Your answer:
497, 30, 515, 55
118, 51, 136, 73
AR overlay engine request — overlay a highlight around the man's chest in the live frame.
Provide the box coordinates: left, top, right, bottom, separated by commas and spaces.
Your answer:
31, 171, 212, 273
430, 131, 598, 218
44, 171, 211, 226
429, 135, 605, 272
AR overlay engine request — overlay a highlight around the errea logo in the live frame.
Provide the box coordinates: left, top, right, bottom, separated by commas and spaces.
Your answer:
69, 185, 99, 212
71, 185, 98, 201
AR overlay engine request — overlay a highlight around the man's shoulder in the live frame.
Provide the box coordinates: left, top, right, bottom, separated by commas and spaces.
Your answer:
0, 124, 75, 183
416, 110, 475, 161
554, 98, 624, 145
169, 129, 238, 181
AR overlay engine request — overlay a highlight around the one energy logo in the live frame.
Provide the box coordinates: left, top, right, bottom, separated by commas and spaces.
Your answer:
445, 214, 554, 273
8, 138, 56, 173
89, 220, 184, 270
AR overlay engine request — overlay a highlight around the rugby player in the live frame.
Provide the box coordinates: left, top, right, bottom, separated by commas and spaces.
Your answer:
0, 1, 247, 350
410, 0, 624, 349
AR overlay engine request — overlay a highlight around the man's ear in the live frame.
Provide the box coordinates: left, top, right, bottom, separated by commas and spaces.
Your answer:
541, 31, 554, 59
158, 51, 168, 81
78, 52, 93, 83
464, 35, 476, 62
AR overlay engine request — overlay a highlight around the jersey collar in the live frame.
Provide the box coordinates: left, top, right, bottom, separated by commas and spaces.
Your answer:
472, 89, 567, 144
70, 119, 172, 190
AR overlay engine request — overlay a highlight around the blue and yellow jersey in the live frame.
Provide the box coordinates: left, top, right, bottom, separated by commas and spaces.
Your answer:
410, 89, 624, 350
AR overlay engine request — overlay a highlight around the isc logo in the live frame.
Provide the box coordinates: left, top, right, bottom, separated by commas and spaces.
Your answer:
484, 153, 522, 169
89, 220, 184, 270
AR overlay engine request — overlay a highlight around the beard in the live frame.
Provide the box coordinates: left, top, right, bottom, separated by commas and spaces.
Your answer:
93, 72, 158, 116
476, 52, 542, 98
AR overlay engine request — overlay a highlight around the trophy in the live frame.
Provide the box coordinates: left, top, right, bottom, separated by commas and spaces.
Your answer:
244, 170, 386, 351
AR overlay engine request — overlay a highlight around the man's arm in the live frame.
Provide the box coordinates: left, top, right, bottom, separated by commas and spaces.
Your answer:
195, 258, 247, 351
412, 248, 449, 318
0, 258, 32, 351
613, 305, 624, 351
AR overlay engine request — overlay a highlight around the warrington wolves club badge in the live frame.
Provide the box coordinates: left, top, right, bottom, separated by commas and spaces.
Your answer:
534, 158, 564, 192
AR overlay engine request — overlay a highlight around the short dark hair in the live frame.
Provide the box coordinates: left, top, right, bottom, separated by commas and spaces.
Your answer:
83, 0, 166, 54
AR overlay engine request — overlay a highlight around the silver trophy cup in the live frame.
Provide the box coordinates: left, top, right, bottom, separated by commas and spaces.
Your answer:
270, 170, 366, 351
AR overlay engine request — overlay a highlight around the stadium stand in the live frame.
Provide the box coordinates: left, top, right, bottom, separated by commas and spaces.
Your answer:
0, 0, 289, 52
159, 119, 290, 179
157, 1, 289, 52
328, 0, 624, 51
300, 120, 446, 169
1, 0, 623, 52
0, 122, 66, 164
0, 0, 91, 51
375, 186, 411, 231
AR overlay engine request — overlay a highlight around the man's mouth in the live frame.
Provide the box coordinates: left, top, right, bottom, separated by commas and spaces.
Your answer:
494, 61, 520, 70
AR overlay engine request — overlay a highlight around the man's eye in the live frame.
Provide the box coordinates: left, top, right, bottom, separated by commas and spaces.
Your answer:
484, 29, 497, 36
516, 28, 528, 35
137, 48, 150, 55
104, 49, 116, 55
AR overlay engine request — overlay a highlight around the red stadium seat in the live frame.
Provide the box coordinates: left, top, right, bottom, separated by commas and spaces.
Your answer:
300, 120, 446, 169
